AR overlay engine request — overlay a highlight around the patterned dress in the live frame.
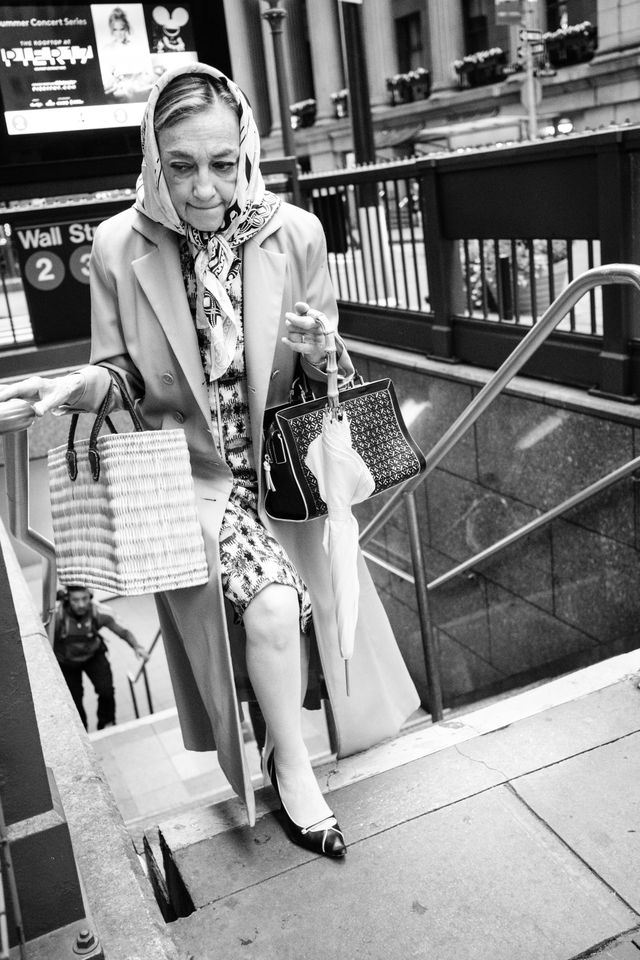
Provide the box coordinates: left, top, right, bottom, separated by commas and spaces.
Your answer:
180, 239, 312, 632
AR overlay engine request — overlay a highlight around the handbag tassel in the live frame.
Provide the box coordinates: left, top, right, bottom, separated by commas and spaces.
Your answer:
263, 454, 276, 492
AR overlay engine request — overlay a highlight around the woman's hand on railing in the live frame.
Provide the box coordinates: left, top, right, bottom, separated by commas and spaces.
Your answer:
134, 643, 151, 663
0, 372, 85, 417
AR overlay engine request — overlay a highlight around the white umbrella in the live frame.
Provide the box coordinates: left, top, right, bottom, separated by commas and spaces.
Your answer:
305, 331, 374, 694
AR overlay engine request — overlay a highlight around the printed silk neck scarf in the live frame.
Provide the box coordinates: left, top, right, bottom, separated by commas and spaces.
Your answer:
134, 62, 280, 381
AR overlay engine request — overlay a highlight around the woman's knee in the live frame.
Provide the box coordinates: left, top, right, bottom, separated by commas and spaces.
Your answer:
244, 583, 299, 651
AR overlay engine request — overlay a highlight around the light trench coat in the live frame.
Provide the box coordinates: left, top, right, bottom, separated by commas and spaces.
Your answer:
76, 201, 420, 824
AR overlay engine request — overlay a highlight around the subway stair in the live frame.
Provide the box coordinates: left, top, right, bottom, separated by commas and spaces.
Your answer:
142, 650, 640, 960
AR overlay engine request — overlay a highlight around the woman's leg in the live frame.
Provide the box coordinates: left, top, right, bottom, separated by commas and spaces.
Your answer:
243, 582, 332, 828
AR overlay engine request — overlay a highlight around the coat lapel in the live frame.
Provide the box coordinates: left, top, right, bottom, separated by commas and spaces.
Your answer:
243, 213, 286, 454
131, 217, 211, 427
130, 210, 286, 443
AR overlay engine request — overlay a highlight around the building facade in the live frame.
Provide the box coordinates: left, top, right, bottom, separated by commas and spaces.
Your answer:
221, 0, 640, 169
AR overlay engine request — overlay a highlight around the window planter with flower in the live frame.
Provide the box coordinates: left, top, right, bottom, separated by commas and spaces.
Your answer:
386, 67, 431, 106
453, 47, 507, 88
289, 98, 317, 130
543, 21, 597, 68
463, 238, 568, 319
331, 88, 348, 119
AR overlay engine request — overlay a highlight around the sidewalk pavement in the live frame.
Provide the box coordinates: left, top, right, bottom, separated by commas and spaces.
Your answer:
148, 649, 640, 960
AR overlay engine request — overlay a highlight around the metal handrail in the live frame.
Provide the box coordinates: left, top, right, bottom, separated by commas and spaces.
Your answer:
360, 264, 640, 546
364, 451, 640, 591
0, 400, 56, 639
127, 628, 162, 719
359, 264, 640, 722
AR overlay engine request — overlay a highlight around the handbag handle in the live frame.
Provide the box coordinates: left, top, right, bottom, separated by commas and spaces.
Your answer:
66, 369, 144, 482
314, 316, 340, 416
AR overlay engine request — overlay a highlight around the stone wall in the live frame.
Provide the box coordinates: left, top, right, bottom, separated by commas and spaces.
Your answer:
350, 344, 640, 709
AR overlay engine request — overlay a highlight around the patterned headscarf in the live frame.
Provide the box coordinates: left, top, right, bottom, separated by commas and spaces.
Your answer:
135, 62, 279, 380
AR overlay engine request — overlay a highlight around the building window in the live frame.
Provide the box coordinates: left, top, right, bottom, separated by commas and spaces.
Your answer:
546, 0, 597, 30
462, 0, 509, 55
395, 12, 423, 72
464, 13, 488, 54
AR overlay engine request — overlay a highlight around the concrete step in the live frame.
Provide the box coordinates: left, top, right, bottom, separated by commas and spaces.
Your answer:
145, 650, 640, 960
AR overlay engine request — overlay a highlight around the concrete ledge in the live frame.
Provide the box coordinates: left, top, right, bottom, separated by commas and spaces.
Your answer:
1, 522, 182, 960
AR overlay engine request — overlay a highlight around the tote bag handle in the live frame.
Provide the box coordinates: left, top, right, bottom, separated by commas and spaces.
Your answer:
66, 369, 144, 482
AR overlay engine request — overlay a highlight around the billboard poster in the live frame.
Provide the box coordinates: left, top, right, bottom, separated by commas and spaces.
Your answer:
0, 4, 197, 136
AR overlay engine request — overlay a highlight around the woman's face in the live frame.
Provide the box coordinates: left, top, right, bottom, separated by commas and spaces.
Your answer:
157, 101, 239, 233
110, 19, 128, 42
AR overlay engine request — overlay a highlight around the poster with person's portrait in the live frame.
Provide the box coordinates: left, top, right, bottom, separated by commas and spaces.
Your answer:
0, 3, 196, 135
90, 3, 155, 102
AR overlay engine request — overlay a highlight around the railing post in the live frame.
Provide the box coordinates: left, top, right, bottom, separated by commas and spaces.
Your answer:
419, 161, 463, 361
403, 489, 443, 721
593, 147, 638, 401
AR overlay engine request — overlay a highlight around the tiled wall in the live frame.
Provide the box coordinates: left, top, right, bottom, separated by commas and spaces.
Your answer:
351, 351, 640, 710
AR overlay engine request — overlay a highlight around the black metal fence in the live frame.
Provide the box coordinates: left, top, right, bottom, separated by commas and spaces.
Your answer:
300, 126, 640, 400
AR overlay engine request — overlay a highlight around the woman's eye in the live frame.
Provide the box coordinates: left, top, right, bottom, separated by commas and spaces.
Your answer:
170, 163, 191, 174
213, 161, 236, 174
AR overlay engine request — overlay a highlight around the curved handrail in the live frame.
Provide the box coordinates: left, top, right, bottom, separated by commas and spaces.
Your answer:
0, 399, 57, 636
360, 264, 640, 547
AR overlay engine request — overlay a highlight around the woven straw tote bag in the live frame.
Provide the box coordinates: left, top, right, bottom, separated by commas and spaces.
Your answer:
48, 370, 209, 596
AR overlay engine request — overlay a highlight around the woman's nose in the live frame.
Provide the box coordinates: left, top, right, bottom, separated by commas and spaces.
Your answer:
193, 169, 217, 200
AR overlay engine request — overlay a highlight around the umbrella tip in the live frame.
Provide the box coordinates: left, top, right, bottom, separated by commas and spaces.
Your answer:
345, 660, 351, 697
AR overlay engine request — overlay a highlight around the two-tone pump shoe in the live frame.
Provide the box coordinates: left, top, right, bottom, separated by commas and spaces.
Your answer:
265, 751, 347, 859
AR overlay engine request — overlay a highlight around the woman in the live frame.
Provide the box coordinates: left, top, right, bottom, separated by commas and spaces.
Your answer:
0, 63, 419, 858
100, 6, 154, 100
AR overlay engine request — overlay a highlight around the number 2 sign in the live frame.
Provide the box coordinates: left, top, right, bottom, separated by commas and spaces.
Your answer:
7, 207, 123, 345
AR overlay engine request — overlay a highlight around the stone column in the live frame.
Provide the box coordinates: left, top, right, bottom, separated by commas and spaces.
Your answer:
306, 0, 344, 120
222, 0, 272, 136
361, 0, 397, 106
261, 4, 280, 133
282, 0, 314, 103
428, 0, 465, 91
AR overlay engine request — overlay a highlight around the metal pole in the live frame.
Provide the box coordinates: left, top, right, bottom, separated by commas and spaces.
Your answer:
337, 0, 375, 166
523, 3, 538, 139
262, 0, 296, 159
403, 489, 443, 721
0, 244, 17, 345
142, 665, 154, 715
127, 677, 140, 719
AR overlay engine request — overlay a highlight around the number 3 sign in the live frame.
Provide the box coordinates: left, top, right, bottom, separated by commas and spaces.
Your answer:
7, 205, 127, 345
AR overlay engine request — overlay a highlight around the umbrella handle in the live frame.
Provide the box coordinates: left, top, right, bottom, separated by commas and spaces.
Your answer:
315, 316, 340, 415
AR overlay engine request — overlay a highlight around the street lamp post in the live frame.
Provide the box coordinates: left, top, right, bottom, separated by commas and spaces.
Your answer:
262, 0, 296, 158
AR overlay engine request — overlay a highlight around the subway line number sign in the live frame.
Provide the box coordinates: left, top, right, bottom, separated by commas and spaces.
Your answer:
13, 217, 99, 343
19, 220, 95, 290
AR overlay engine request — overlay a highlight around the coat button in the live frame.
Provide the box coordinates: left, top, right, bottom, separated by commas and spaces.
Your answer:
173, 411, 185, 423
162, 372, 174, 385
